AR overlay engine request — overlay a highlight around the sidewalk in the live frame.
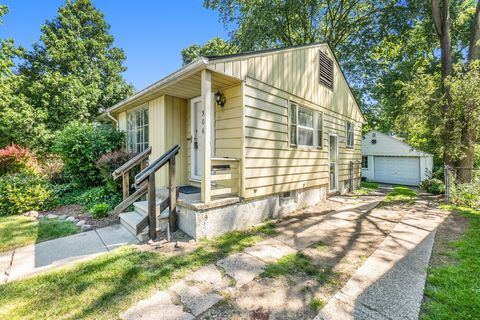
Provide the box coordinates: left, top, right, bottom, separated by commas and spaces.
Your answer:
1, 224, 139, 283
316, 194, 449, 320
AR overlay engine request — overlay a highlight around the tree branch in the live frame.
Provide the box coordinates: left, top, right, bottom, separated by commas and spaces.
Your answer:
468, 0, 480, 61
431, 0, 443, 36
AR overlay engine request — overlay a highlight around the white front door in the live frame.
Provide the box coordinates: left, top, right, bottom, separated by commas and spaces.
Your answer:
191, 97, 204, 180
190, 96, 215, 181
329, 134, 338, 192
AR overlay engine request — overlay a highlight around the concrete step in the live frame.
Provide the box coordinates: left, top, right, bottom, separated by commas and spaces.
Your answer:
133, 200, 170, 219
119, 211, 149, 241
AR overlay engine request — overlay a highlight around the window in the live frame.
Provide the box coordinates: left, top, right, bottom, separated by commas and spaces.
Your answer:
290, 103, 323, 148
127, 105, 149, 153
362, 156, 368, 169
319, 50, 334, 90
346, 121, 354, 149
317, 112, 323, 149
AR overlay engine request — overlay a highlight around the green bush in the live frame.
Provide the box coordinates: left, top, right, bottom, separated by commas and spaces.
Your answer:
74, 186, 121, 211
0, 174, 55, 216
90, 203, 110, 219
54, 122, 124, 187
420, 178, 445, 194
451, 182, 480, 209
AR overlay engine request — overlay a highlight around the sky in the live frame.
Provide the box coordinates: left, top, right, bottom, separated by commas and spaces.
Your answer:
0, 0, 230, 90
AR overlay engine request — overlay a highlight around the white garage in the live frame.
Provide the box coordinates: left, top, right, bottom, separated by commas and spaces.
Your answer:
361, 131, 433, 186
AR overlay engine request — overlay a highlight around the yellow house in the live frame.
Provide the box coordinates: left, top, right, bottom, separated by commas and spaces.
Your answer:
105, 43, 365, 240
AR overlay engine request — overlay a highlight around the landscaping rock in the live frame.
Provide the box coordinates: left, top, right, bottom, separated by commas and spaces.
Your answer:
170, 280, 223, 316
76, 220, 86, 227
58, 214, 68, 220
81, 224, 93, 232
65, 216, 78, 223
24, 210, 39, 218
46, 213, 58, 219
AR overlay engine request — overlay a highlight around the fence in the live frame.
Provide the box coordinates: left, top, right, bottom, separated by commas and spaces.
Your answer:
444, 165, 480, 209
349, 160, 362, 192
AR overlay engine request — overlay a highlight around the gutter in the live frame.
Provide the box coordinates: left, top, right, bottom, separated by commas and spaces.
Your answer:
105, 57, 209, 115
106, 111, 118, 128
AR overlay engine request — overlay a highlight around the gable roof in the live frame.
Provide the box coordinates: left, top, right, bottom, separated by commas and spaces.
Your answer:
362, 131, 433, 157
105, 42, 364, 122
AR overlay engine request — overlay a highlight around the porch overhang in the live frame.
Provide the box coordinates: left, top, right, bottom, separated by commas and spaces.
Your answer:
105, 59, 243, 115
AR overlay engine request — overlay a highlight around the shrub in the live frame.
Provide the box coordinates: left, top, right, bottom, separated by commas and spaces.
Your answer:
54, 122, 125, 187
75, 186, 121, 211
0, 144, 39, 176
420, 178, 445, 194
0, 174, 55, 216
451, 181, 480, 209
38, 155, 65, 183
90, 203, 110, 219
96, 150, 136, 192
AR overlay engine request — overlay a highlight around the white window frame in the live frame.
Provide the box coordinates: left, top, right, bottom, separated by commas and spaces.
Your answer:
362, 156, 368, 169
289, 102, 323, 149
346, 121, 355, 149
126, 105, 149, 153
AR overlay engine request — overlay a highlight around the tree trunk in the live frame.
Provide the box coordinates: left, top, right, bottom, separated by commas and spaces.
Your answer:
457, 0, 480, 182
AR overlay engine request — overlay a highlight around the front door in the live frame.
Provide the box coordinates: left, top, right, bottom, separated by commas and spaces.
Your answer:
191, 97, 204, 180
329, 134, 338, 192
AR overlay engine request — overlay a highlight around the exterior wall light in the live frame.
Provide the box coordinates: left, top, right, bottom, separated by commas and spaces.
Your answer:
214, 90, 226, 108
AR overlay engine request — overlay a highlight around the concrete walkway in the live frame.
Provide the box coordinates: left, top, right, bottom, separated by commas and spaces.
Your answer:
1, 224, 139, 283
316, 195, 449, 320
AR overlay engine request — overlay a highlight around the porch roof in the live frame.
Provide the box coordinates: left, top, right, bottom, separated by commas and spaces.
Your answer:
106, 59, 243, 115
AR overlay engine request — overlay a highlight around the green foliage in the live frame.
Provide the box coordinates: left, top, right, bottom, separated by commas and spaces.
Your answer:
56, 184, 121, 213
354, 181, 379, 195
0, 174, 55, 216
181, 37, 239, 65
383, 186, 417, 204
421, 206, 480, 320
19, 0, 134, 132
0, 144, 39, 176
90, 203, 110, 219
309, 298, 326, 312
0, 215, 79, 252
54, 122, 124, 187
450, 180, 480, 209
95, 150, 135, 192
420, 178, 445, 194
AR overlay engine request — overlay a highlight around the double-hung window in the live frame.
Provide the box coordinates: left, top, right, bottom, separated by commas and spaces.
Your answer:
127, 105, 149, 153
290, 102, 323, 148
346, 121, 355, 149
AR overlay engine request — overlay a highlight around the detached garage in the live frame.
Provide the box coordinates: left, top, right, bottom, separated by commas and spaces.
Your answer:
361, 131, 433, 186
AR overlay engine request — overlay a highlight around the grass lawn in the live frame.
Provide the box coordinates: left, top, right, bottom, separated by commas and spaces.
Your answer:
383, 186, 417, 204
421, 205, 480, 320
0, 215, 79, 253
0, 221, 276, 320
354, 181, 379, 195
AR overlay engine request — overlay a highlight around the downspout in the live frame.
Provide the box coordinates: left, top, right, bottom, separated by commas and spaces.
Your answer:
106, 111, 118, 128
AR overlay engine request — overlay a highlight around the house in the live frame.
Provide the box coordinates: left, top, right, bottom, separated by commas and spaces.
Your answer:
104, 43, 365, 240
361, 131, 433, 186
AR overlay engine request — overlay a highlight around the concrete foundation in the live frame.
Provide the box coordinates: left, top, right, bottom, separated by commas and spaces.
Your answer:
177, 183, 338, 240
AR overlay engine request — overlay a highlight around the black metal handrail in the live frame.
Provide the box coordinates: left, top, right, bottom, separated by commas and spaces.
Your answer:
135, 144, 180, 187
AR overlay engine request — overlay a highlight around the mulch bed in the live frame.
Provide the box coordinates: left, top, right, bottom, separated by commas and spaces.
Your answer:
41, 204, 120, 229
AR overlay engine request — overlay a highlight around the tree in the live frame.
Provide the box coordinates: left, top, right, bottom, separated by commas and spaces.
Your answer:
431, 0, 480, 181
181, 37, 239, 65
20, 0, 134, 131
0, 5, 51, 150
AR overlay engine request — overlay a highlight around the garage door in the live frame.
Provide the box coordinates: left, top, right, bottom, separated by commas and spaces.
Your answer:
374, 156, 420, 186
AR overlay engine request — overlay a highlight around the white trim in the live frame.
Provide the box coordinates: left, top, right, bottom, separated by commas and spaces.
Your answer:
190, 97, 202, 181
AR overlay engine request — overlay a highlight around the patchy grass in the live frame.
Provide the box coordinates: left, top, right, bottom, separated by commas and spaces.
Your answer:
383, 186, 417, 204
0, 215, 79, 252
0, 220, 277, 320
261, 253, 338, 285
354, 181, 379, 195
309, 297, 326, 312
421, 205, 480, 320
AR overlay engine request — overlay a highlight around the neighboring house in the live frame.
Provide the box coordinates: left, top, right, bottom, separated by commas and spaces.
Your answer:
361, 131, 433, 186
104, 43, 365, 239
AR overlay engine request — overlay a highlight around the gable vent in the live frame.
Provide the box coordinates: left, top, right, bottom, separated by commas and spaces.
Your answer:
318, 51, 334, 90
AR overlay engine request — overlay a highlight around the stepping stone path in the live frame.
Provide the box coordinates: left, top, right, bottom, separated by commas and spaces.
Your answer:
121, 194, 389, 320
